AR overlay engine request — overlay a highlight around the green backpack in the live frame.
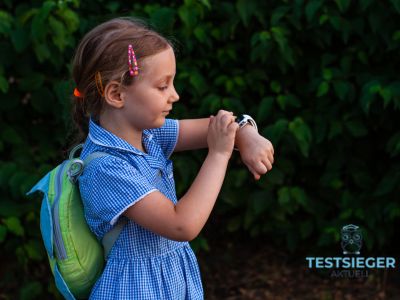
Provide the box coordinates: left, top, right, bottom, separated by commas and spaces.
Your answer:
27, 144, 126, 299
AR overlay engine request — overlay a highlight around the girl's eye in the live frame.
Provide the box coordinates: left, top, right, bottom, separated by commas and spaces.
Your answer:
158, 86, 168, 91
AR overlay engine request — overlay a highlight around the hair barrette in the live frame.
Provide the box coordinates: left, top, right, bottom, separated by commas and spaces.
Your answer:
73, 88, 83, 98
95, 71, 105, 97
128, 44, 139, 77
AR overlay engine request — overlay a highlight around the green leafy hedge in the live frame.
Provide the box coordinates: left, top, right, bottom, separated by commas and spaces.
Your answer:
1, 0, 400, 298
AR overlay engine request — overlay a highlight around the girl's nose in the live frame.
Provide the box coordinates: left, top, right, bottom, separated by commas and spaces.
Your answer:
171, 86, 179, 102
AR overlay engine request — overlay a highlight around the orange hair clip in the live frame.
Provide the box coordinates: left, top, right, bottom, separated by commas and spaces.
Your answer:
73, 88, 83, 98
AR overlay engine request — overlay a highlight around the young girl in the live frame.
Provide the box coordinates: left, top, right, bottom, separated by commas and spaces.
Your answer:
73, 17, 274, 299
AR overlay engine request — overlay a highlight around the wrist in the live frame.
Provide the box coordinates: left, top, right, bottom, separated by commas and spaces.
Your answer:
234, 114, 258, 150
207, 150, 232, 162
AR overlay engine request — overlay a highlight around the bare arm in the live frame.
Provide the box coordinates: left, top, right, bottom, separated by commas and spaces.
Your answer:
175, 113, 275, 181
174, 118, 209, 152
174, 113, 264, 152
124, 111, 238, 241
123, 152, 229, 241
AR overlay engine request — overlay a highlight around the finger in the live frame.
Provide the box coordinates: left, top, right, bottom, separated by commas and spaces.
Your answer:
216, 109, 233, 117
269, 141, 275, 155
219, 114, 235, 129
268, 152, 274, 164
262, 159, 273, 171
247, 164, 261, 180
228, 121, 239, 133
209, 115, 215, 126
256, 161, 269, 174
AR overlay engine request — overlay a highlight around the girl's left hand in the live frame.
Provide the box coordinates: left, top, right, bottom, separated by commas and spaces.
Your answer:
235, 125, 275, 180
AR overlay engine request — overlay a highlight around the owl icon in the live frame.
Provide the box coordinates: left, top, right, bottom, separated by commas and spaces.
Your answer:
341, 224, 362, 255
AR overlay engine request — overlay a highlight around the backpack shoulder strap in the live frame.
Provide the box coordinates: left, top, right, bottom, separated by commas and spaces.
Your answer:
80, 149, 127, 260
102, 218, 128, 259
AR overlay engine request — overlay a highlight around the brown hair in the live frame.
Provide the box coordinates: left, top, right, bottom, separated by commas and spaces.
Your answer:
71, 17, 173, 143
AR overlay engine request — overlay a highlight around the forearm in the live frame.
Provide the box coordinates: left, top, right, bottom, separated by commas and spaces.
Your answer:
175, 151, 229, 239
175, 118, 210, 151
175, 117, 252, 152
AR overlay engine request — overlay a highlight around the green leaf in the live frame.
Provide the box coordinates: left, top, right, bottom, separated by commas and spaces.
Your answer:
31, 1, 56, 41
236, 0, 257, 27
194, 26, 207, 43
278, 187, 291, 206
0, 10, 13, 36
256, 97, 274, 122
322, 68, 333, 81
24, 240, 44, 261
263, 118, 289, 144
59, 8, 80, 32
49, 16, 66, 50
317, 81, 329, 97
0, 75, 9, 93
105, 2, 120, 13
345, 120, 368, 137
200, 0, 211, 9
288, 117, 312, 157
305, 0, 324, 22
271, 26, 287, 52
290, 187, 309, 207
1, 126, 24, 145
271, 6, 290, 25
251, 191, 270, 214
379, 88, 392, 107
360, 80, 380, 113
328, 121, 343, 139
390, 0, 400, 14
333, 80, 350, 101
386, 132, 400, 157
270, 80, 281, 93
277, 94, 301, 110
373, 171, 400, 196
3, 217, 24, 236
335, 0, 351, 13
178, 4, 198, 28
19, 73, 45, 91
392, 30, 400, 41
319, 14, 329, 24
150, 7, 176, 33
11, 26, 30, 52
33, 42, 51, 62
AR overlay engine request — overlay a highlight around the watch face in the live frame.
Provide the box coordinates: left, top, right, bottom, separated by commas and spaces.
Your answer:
235, 114, 245, 124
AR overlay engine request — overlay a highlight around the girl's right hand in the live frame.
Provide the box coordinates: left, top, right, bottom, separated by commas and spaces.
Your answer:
207, 110, 239, 158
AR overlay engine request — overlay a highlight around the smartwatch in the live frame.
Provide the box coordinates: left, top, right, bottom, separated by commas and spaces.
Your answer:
235, 114, 258, 132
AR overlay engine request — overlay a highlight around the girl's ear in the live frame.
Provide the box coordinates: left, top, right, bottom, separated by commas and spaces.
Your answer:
104, 80, 124, 108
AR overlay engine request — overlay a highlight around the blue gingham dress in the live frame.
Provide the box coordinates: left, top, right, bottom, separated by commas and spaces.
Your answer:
79, 118, 204, 300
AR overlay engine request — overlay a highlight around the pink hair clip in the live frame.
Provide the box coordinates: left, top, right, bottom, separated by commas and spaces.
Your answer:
128, 44, 139, 77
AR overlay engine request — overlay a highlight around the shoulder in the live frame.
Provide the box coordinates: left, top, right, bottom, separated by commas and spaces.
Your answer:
82, 154, 139, 180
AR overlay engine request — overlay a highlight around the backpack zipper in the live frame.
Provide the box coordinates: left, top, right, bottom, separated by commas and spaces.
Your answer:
52, 160, 68, 260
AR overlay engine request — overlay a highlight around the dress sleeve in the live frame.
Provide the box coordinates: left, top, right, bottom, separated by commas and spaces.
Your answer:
149, 118, 179, 158
80, 156, 157, 226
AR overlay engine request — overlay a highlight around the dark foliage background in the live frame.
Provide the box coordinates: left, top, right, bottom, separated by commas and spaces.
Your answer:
1, 0, 400, 298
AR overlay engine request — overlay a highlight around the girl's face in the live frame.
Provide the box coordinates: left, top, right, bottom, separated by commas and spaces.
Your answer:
120, 46, 180, 130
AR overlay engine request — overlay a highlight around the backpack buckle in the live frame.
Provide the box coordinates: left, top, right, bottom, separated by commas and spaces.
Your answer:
67, 159, 85, 184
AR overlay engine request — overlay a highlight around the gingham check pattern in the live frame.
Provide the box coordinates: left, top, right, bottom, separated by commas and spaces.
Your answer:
79, 118, 204, 299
